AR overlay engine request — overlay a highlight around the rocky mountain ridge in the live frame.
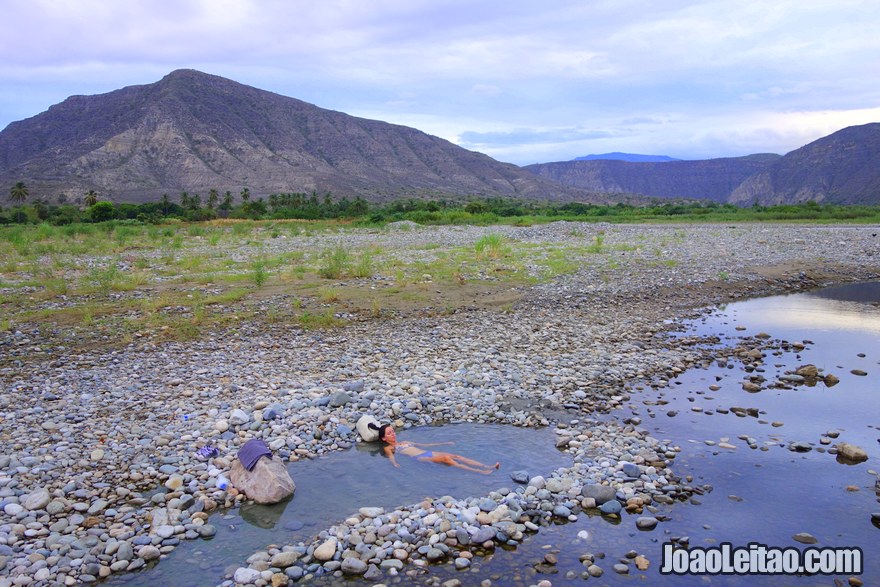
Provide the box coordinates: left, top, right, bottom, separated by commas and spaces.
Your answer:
0, 70, 602, 203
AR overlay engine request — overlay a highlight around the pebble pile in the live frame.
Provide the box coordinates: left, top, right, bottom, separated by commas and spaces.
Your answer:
0, 223, 877, 586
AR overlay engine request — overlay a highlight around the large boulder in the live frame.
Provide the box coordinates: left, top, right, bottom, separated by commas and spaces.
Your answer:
229, 455, 295, 504
356, 415, 381, 442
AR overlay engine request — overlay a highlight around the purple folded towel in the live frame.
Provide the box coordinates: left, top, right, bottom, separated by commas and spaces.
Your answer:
238, 439, 272, 471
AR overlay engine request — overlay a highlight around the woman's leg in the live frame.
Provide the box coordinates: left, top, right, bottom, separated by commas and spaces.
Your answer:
420, 453, 499, 474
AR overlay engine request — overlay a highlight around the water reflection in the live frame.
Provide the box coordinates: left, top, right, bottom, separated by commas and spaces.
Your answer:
720, 280, 880, 335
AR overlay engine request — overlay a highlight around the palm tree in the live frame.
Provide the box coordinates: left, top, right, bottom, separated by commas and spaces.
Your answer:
240, 187, 250, 203
207, 189, 219, 210
9, 182, 28, 204
161, 194, 171, 216
84, 190, 99, 207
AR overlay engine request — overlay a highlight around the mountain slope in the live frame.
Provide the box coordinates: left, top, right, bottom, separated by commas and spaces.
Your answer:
0, 70, 601, 203
526, 154, 781, 202
728, 123, 880, 205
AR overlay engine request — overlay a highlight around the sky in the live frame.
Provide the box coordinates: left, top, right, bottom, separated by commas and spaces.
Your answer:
1, 0, 879, 165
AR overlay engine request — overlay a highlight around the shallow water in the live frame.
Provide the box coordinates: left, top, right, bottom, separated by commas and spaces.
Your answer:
109, 282, 880, 586
106, 424, 571, 586
427, 281, 879, 587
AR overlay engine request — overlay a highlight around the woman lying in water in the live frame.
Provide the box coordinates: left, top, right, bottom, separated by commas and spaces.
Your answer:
368, 423, 500, 474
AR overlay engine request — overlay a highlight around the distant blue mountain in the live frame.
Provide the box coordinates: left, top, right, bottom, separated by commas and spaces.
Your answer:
573, 152, 681, 163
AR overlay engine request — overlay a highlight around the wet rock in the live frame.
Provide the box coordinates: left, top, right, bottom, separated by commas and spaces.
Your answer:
795, 364, 819, 378
793, 533, 818, 544
314, 537, 338, 561
824, 374, 840, 387
599, 500, 622, 515
234, 567, 262, 583
582, 484, 617, 505
836, 443, 869, 463
341, 557, 367, 575
511, 470, 530, 484
270, 551, 301, 568
636, 517, 658, 530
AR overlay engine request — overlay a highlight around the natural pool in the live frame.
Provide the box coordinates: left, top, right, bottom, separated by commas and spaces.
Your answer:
105, 423, 572, 586
108, 282, 879, 586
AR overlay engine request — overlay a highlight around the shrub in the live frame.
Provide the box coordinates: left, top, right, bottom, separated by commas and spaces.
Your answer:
318, 247, 350, 279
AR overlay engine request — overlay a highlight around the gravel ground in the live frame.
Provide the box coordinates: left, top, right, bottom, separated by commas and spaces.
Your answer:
0, 222, 878, 586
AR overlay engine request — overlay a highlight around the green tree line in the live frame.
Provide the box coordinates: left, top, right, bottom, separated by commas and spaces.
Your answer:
4, 182, 880, 225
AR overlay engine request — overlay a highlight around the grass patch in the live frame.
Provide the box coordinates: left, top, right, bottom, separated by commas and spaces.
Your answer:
474, 233, 510, 259
318, 247, 350, 279
298, 308, 345, 330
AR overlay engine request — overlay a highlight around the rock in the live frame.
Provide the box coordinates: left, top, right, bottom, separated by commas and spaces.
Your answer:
471, 526, 496, 544
793, 533, 818, 544
359, 507, 384, 518
850, 369, 867, 376
22, 488, 51, 511
343, 380, 365, 393
328, 391, 351, 407
426, 547, 445, 561
582, 484, 617, 505
599, 500, 622, 515
229, 409, 250, 426
138, 545, 161, 561
356, 415, 382, 442
510, 470, 530, 484
270, 551, 301, 568
742, 382, 761, 393
229, 456, 295, 504
341, 557, 367, 575
824, 374, 840, 387
636, 516, 658, 530
587, 564, 603, 577
795, 364, 819, 378
364, 564, 382, 580
635, 555, 649, 570
313, 537, 337, 561
622, 462, 641, 477
836, 443, 869, 463
613, 563, 629, 574
234, 567, 262, 584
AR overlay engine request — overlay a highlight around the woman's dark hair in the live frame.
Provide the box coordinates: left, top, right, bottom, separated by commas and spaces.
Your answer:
367, 422, 392, 441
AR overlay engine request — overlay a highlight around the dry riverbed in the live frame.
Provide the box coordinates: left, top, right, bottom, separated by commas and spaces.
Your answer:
0, 222, 878, 586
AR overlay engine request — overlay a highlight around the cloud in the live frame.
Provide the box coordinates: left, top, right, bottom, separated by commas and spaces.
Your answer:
1, 0, 879, 164
459, 127, 617, 147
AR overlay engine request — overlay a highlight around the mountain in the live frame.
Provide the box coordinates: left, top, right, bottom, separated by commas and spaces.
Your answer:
573, 152, 680, 163
728, 123, 880, 205
0, 69, 602, 203
526, 154, 781, 202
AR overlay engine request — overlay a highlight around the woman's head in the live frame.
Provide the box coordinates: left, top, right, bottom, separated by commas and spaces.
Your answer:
367, 422, 395, 442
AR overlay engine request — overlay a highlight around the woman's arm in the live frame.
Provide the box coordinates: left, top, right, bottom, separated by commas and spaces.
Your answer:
410, 441, 454, 448
383, 445, 400, 467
